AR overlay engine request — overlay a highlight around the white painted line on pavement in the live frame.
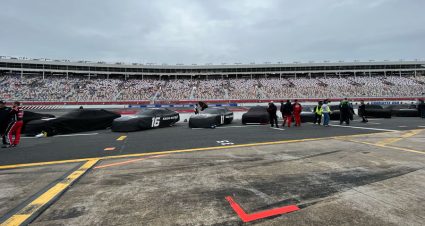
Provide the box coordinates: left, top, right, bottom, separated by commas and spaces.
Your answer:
418, 126, 425, 128
271, 127, 286, 131
398, 126, 408, 128
218, 125, 263, 129
22, 133, 99, 139
191, 125, 264, 129
329, 124, 399, 132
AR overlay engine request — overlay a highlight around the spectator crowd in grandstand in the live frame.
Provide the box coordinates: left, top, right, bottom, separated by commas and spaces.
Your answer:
1, 74, 424, 102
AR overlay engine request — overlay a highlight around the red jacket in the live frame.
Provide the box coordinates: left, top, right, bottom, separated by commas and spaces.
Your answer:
293, 103, 302, 115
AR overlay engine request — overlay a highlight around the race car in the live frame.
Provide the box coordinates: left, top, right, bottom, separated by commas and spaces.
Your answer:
189, 107, 233, 128
363, 105, 392, 118
24, 109, 120, 136
111, 108, 179, 132
300, 106, 315, 122
242, 106, 270, 124
384, 104, 419, 117
22, 111, 56, 132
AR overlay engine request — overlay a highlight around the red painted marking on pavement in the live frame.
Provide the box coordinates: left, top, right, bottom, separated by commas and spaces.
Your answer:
225, 196, 300, 223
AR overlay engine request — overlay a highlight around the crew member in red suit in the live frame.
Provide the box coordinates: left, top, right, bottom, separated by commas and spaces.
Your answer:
292, 99, 303, 127
2, 101, 24, 148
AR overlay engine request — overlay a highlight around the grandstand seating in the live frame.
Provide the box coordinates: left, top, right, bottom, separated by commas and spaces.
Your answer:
1, 74, 424, 101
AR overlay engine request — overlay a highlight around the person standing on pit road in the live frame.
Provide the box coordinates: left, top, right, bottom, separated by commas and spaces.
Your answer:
281, 100, 293, 127
349, 102, 355, 121
194, 104, 199, 115
0, 101, 12, 146
292, 99, 302, 127
2, 101, 24, 148
313, 101, 323, 125
358, 100, 368, 123
267, 102, 279, 127
339, 98, 350, 125
418, 99, 425, 118
322, 100, 331, 126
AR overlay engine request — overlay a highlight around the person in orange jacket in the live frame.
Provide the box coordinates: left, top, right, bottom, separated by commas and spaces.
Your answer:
292, 99, 303, 127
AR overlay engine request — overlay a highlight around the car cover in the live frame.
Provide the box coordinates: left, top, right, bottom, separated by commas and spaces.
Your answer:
384, 104, 419, 117
22, 111, 56, 132
242, 106, 270, 124
24, 109, 120, 136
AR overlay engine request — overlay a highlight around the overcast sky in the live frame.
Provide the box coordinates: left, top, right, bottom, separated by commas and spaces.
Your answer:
0, 0, 424, 64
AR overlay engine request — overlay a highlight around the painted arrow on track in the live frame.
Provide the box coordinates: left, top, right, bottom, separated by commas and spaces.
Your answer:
225, 196, 300, 223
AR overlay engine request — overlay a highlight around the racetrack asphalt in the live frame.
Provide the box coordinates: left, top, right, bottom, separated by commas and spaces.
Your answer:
0, 117, 424, 166
1, 115, 425, 225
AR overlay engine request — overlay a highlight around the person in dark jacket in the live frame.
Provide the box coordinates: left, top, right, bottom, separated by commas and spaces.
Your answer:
418, 100, 425, 118
339, 98, 350, 125
194, 104, 199, 115
0, 101, 12, 145
281, 100, 293, 127
267, 102, 279, 127
358, 100, 368, 122
349, 102, 355, 121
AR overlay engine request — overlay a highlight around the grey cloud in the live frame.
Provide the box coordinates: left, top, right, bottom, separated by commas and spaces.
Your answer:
0, 0, 424, 64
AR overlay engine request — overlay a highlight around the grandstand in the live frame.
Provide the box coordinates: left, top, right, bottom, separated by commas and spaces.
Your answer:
1, 57, 424, 102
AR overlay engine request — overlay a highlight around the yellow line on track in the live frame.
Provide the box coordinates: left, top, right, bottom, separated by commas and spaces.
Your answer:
116, 136, 127, 141
94, 155, 167, 169
0, 159, 98, 226
0, 131, 399, 170
376, 129, 422, 146
337, 139, 425, 155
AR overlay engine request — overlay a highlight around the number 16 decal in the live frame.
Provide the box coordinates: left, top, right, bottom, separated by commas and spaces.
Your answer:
151, 117, 161, 127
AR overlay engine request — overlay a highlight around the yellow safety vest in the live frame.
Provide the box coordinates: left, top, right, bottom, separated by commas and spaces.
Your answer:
315, 106, 323, 115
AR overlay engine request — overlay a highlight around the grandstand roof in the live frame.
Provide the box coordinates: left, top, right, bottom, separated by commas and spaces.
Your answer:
1, 57, 424, 75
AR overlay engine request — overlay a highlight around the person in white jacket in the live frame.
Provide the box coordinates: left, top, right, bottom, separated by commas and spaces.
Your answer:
322, 100, 331, 127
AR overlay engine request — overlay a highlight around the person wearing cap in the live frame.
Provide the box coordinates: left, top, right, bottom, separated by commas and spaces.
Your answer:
0, 101, 12, 146
267, 101, 279, 128
292, 99, 303, 127
2, 101, 24, 148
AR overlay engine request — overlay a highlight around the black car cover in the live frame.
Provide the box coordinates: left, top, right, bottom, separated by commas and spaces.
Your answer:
24, 109, 120, 136
198, 101, 208, 111
384, 104, 419, 117
23, 111, 55, 124
189, 108, 233, 128
22, 111, 56, 132
111, 108, 180, 132
364, 105, 392, 118
242, 106, 270, 124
